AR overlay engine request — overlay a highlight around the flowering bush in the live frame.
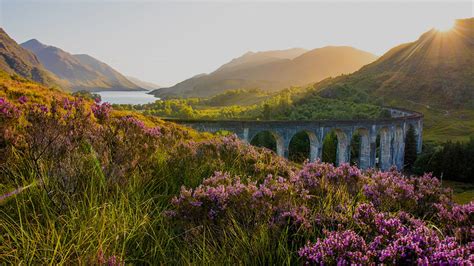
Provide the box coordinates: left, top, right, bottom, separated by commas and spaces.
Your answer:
168, 172, 310, 232
296, 161, 363, 197
434, 201, 474, 243
91, 99, 112, 122
94, 115, 163, 182
1, 93, 169, 203
300, 203, 473, 264
165, 135, 296, 190
299, 230, 371, 264
0, 97, 21, 160
0, 97, 20, 119
169, 160, 473, 264
363, 170, 451, 216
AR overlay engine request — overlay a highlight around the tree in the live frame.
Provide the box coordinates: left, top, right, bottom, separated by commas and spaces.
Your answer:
350, 133, 361, 166
404, 125, 417, 170
322, 132, 338, 165
262, 103, 271, 120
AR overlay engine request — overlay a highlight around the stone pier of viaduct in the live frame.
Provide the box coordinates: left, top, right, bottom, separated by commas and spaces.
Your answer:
166, 108, 423, 171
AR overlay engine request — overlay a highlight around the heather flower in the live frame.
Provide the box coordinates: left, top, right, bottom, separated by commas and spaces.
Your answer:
298, 230, 371, 264
301, 207, 473, 264
169, 171, 309, 231
363, 171, 451, 216
296, 161, 363, 195
39, 105, 48, 113
0, 97, 20, 119
18, 95, 27, 104
434, 201, 474, 243
92, 102, 112, 121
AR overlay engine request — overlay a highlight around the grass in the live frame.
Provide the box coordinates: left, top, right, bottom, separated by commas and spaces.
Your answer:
442, 180, 474, 204
386, 99, 474, 143
0, 176, 299, 264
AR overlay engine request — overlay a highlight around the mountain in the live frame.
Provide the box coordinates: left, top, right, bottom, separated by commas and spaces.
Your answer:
151, 47, 377, 99
126, 76, 161, 90
289, 18, 474, 141
0, 29, 61, 87
21, 39, 142, 92
315, 18, 474, 109
215, 48, 308, 73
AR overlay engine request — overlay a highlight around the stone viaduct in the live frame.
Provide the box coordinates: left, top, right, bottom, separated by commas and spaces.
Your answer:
166, 108, 423, 171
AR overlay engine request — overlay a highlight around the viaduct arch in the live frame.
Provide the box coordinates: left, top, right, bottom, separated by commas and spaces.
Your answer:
166, 108, 423, 171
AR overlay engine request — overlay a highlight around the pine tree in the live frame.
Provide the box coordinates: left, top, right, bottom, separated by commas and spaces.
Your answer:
404, 125, 418, 170
262, 103, 271, 120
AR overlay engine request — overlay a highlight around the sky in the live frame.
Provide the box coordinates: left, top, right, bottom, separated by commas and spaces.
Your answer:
1, 0, 472, 86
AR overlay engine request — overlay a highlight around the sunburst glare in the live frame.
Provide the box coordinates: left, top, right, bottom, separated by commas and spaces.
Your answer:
434, 18, 454, 32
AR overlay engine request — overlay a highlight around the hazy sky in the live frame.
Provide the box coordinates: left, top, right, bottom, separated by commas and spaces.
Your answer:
1, 0, 472, 86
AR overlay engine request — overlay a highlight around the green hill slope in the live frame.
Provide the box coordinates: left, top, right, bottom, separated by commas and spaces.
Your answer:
296, 18, 474, 141
316, 18, 474, 109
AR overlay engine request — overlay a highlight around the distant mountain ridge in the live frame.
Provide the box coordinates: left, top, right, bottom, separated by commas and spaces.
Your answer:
126, 76, 161, 90
21, 39, 142, 92
215, 48, 308, 73
0, 29, 62, 87
151, 46, 378, 99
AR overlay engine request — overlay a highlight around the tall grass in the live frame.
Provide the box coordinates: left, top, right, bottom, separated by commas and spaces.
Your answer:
0, 144, 300, 264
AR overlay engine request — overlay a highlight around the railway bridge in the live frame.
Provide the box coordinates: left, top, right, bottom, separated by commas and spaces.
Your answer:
166, 108, 423, 170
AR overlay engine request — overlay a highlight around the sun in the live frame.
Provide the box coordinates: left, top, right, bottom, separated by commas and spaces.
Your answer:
434, 19, 454, 32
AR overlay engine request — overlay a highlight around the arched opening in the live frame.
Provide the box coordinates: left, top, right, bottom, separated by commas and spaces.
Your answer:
350, 128, 370, 169
288, 131, 318, 163
322, 129, 350, 166
289, 131, 310, 163
404, 124, 418, 170
376, 127, 391, 170
250, 131, 277, 153
322, 130, 338, 164
350, 132, 361, 166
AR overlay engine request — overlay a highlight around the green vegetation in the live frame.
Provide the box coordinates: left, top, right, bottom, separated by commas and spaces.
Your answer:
442, 180, 474, 204
203, 88, 272, 106
72, 90, 102, 101
288, 131, 311, 163
404, 125, 418, 170
414, 138, 474, 183
322, 131, 338, 164
119, 87, 388, 121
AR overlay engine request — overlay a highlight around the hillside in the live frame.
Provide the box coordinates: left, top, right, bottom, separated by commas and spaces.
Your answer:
283, 18, 474, 141
316, 18, 474, 109
21, 39, 142, 92
151, 46, 377, 99
0, 28, 62, 87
